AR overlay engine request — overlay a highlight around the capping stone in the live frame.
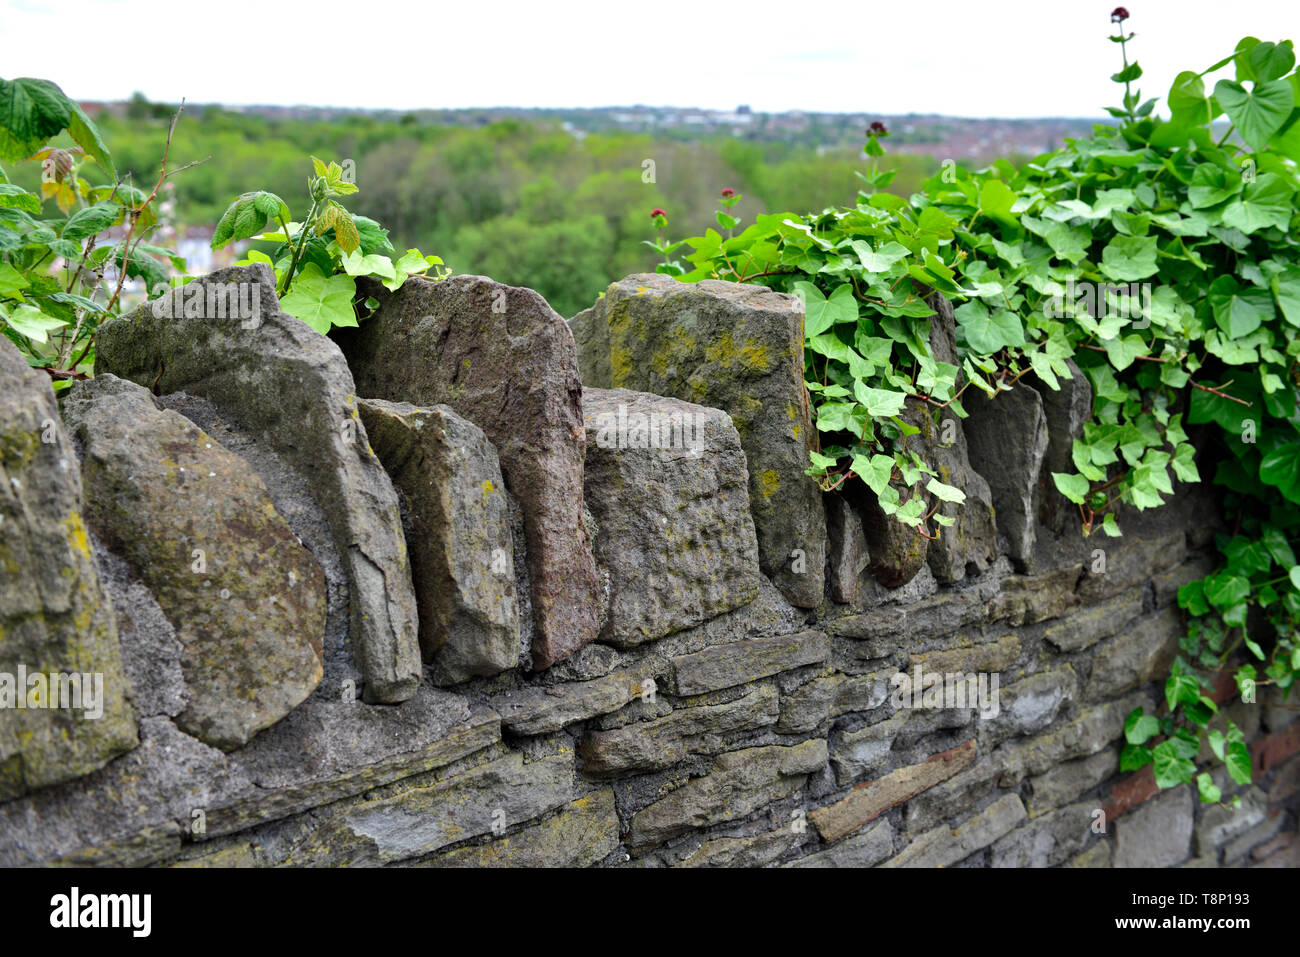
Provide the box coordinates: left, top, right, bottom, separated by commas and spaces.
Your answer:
571, 273, 826, 608
358, 399, 520, 681
668, 630, 829, 696
0, 338, 137, 799
62, 376, 326, 750
335, 274, 600, 670
95, 263, 420, 703
581, 388, 762, 645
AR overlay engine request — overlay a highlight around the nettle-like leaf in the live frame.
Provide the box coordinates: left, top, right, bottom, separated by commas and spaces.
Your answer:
278, 264, 357, 334
211, 191, 291, 250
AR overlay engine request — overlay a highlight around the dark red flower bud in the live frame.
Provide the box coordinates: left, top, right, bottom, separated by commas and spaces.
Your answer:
869, 121, 888, 135
651, 208, 666, 219
1110, 6, 1129, 21
721, 187, 735, 197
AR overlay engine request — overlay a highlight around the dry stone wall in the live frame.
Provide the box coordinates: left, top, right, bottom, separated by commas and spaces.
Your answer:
0, 267, 1296, 869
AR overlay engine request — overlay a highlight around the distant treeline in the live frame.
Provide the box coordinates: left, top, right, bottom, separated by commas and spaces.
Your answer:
14, 101, 948, 316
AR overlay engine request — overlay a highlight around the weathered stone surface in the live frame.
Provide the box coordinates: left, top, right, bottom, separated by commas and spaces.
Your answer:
1083, 606, 1181, 701
0, 339, 137, 799
787, 819, 895, 868
580, 684, 779, 775
0, 690, 498, 865
904, 757, 1005, 832
95, 264, 420, 703
1194, 786, 1268, 856
1067, 841, 1112, 868
283, 750, 575, 865
1223, 812, 1284, 864
987, 564, 1083, 626
884, 794, 1026, 868
411, 788, 618, 867
571, 273, 825, 608
918, 300, 999, 584
358, 399, 520, 681
1030, 358, 1092, 536
669, 631, 829, 696
581, 388, 761, 645
963, 383, 1049, 569
989, 800, 1095, 868
984, 669, 1074, 744
844, 478, 929, 589
677, 823, 813, 868
1043, 589, 1142, 652
63, 376, 325, 750
336, 273, 599, 670
1076, 529, 1186, 602
495, 661, 662, 736
777, 671, 890, 734
628, 740, 827, 849
825, 494, 869, 603
1113, 785, 1193, 868
832, 586, 988, 647
910, 634, 1021, 675
1027, 747, 1118, 816
996, 691, 1151, 783
810, 738, 977, 842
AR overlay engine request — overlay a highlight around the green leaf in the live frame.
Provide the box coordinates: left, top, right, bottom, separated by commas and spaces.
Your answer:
925, 478, 966, 504
62, 201, 119, 242
1124, 708, 1160, 745
1152, 740, 1197, 788
954, 300, 1024, 354
794, 281, 857, 337
211, 191, 290, 250
1120, 743, 1154, 772
1272, 267, 1300, 327
278, 264, 357, 334
0, 183, 40, 214
1099, 235, 1159, 282
66, 101, 114, 179
1165, 669, 1202, 711
1260, 443, 1300, 502
1225, 740, 1253, 785
0, 262, 29, 297
0, 77, 72, 162
1208, 275, 1274, 338
1197, 772, 1222, 804
1051, 471, 1091, 504
854, 381, 908, 417
4, 303, 66, 342
1214, 78, 1295, 151
1221, 173, 1295, 234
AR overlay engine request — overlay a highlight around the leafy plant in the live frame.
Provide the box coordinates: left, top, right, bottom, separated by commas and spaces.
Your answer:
661, 14, 1299, 797
0, 76, 191, 386
213, 156, 447, 333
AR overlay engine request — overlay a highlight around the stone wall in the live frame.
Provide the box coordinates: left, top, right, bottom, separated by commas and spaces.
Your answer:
1, 267, 1295, 868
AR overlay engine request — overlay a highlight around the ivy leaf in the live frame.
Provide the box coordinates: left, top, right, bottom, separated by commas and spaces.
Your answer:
1124, 708, 1160, 745
1259, 443, 1300, 503
794, 281, 857, 337
853, 380, 908, 417
1120, 743, 1153, 772
925, 478, 966, 504
1165, 667, 1202, 711
954, 299, 1024, 354
1196, 772, 1222, 804
1051, 471, 1091, 504
1221, 173, 1295, 234
279, 264, 357, 334
1214, 78, 1295, 151
1100, 235, 1159, 281
1208, 275, 1275, 338
1225, 740, 1253, 785
1272, 267, 1300, 327
1152, 740, 1197, 788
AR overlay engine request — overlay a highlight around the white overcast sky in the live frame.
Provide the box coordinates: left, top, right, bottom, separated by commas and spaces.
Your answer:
1, 0, 1293, 117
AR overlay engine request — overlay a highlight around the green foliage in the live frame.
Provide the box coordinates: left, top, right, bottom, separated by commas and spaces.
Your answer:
670, 20, 1299, 798
0, 76, 174, 385
216, 155, 446, 331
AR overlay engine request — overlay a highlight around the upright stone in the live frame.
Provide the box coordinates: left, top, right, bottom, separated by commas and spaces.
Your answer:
0, 338, 137, 798
571, 274, 826, 608
358, 399, 520, 682
94, 263, 421, 703
920, 298, 999, 583
63, 375, 326, 750
963, 381, 1049, 570
336, 275, 599, 670
1030, 358, 1092, 538
582, 388, 761, 645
